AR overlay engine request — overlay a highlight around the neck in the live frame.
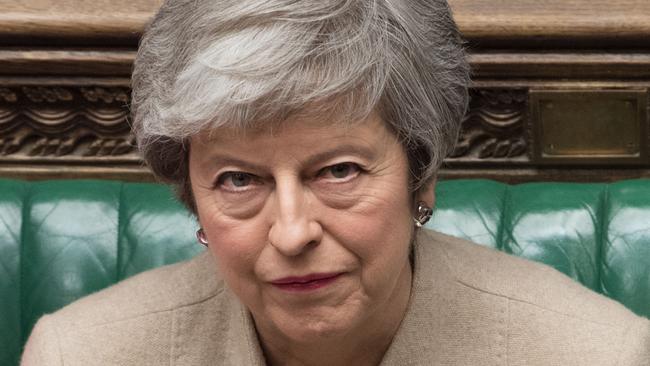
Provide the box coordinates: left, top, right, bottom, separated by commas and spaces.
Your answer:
257, 260, 413, 366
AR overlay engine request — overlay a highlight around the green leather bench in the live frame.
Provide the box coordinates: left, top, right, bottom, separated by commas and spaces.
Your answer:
2, 179, 650, 365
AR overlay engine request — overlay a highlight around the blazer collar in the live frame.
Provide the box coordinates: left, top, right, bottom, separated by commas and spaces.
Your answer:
378, 229, 457, 365
380, 230, 508, 365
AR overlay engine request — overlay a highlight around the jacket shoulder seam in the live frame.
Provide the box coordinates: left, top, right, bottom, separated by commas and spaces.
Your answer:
57, 286, 225, 332
453, 278, 623, 328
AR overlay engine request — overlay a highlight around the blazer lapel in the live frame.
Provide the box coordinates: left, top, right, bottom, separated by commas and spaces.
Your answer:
380, 230, 508, 366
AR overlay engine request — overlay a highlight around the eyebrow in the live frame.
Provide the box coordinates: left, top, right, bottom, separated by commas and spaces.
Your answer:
205, 144, 377, 173
204, 156, 266, 173
302, 144, 377, 168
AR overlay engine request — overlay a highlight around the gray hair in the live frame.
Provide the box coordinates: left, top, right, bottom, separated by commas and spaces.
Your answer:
131, 0, 469, 213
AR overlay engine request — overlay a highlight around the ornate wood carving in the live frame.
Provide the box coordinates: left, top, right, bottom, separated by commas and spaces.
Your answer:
0, 86, 532, 165
448, 88, 529, 163
0, 86, 137, 162
1, 83, 649, 183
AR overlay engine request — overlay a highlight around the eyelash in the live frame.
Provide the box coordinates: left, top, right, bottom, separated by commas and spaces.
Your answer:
316, 162, 362, 182
214, 172, 259, 192
214, 162, 363, 192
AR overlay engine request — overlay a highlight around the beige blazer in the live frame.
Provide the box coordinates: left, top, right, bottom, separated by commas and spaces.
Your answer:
22, 230, 650, 365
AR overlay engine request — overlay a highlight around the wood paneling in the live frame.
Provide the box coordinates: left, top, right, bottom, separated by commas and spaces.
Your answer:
1, 0, 649, 183
4, 51, 650, 79
2, 0, 650, 47
0, 0, 161, 44
450, 0, 650, 48
0, 50, 134, 76
470, 52, 650, 79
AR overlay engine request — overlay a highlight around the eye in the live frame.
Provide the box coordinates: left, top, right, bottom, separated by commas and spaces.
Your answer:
215, 172, 257, 191
318, 163, 361, 181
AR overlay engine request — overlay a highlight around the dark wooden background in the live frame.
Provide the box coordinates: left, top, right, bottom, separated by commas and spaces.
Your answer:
1, 0, 649, 183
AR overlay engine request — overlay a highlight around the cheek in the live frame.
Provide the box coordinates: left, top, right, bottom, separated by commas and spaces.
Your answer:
325, 181, 413, 273
198, 202, 268, 294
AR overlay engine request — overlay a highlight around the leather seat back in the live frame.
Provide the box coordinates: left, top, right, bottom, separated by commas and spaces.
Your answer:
1, 179, 649, 365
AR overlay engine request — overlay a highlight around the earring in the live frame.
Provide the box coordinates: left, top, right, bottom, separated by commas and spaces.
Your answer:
196, 228, 209, 246
413, 201, 433, 228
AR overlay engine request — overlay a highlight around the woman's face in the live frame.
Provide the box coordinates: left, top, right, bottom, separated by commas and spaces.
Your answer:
189, 112, 432, 344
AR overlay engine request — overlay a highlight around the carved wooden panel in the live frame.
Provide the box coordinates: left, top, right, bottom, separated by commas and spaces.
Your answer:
448, 89, 529, 164
2, 0, 650, 182
0, 85, 531, 164
1, 82, 650, 182
0, 85, 136, 163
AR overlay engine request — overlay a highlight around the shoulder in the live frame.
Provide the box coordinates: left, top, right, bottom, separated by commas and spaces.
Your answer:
419, 229, 642, 325
50, 250, 225, 329
415, 230, 650, 365
22, 251, 228, 365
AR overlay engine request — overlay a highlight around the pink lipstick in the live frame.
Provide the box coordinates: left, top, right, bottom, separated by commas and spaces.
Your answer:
270, 273, 342, 292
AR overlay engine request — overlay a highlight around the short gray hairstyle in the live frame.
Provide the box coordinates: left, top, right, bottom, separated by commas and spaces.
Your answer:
131, 0, 470, 213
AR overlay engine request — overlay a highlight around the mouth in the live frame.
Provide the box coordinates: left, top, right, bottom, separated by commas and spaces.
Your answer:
270, 273, 343, 292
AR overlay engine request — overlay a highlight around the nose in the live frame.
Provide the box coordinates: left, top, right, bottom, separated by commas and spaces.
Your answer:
267, 178, 323, 256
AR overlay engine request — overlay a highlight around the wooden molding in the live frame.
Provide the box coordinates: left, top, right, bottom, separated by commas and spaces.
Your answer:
0, 86, 529, 164
0, 0, 162, 44
469, 52, 650, 79
0, 84, 137, 163
448, 89, 529, 164
1, 0, 650, 182
1, 85, 530, 165
450, 0, 650, 48
0, 50, 134, 76
1, 82, 649, 182
2, 0, 650, 48
4, 50, 650, 79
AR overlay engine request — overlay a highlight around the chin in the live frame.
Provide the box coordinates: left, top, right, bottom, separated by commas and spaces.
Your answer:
283, 318, 356, 343
266, 301, 367, 343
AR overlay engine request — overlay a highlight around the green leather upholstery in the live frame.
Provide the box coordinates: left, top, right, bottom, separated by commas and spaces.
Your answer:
2, 179, 649, 365
429, 179, 650, 317
0, 180, 202, 366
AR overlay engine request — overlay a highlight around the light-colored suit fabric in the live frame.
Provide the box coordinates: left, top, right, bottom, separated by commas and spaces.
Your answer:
22, 230, 650, 365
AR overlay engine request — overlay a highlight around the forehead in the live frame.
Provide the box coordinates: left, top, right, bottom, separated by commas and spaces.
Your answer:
192, 110, 396, 149
187, 111, 409, 175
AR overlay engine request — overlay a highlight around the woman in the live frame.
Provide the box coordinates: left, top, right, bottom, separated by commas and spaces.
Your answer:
23, 0, 649, 365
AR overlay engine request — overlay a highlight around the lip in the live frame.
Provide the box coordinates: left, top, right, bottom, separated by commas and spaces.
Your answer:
270, 273, 343, 292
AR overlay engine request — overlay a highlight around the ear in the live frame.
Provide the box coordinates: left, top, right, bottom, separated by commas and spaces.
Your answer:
415, 178, 436, 208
